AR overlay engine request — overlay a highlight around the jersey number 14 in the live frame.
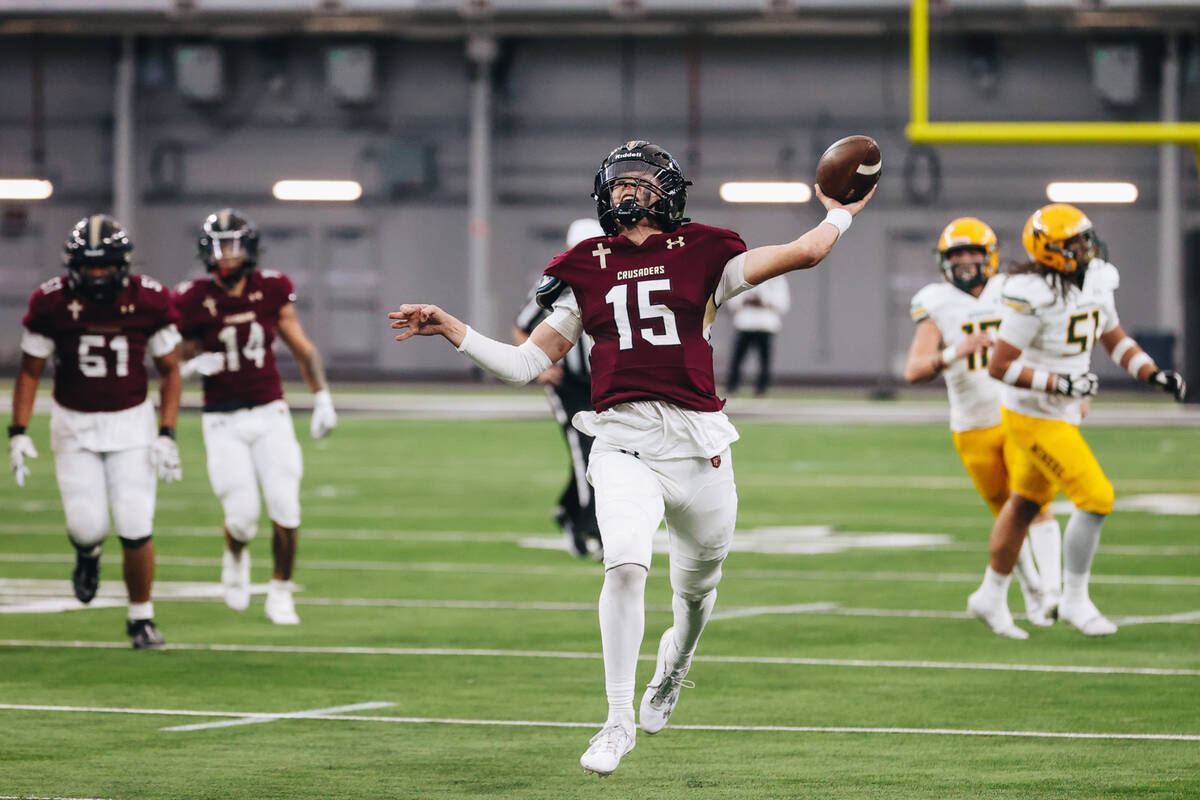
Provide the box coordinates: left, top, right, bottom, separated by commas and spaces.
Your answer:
217, 322, 266, 372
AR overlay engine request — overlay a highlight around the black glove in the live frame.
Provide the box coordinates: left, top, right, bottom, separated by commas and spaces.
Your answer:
1050, 372, 1099, 398
1151, 370, 1187, 402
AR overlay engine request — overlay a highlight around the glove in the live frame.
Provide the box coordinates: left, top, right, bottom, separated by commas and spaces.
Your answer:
1050, 372, 1099, 398
9, 433, 37, 488
310, 389, 338, 440
150, 436, 182, 483
1151, 370, 1187, 402
180, 351, 226, 379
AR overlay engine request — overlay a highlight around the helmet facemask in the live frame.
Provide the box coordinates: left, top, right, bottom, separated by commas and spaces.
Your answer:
198, 209, 259, 288
68, 260, 128, 305
63, 214, 132, 305
940, 246, 990, 293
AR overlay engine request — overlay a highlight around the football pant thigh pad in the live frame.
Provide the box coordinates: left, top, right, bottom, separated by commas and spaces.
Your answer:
55, 449, 110, 548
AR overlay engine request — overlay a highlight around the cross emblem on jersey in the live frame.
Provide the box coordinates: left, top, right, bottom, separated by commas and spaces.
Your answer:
67, 300, 83, 321
120, 304, 135, 315
203, 297, 218, 317
666, 236, 685, 249
248, 291, 263, 303
592, 242, 612, 270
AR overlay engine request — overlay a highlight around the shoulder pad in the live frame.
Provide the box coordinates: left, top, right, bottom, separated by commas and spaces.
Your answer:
1087, 260, 1120, 293
1000, 273, 1054, 315
38, 275, 65, 296
137, 275, 166, 294
909, 282, 948, 322
535, 275, 566, 311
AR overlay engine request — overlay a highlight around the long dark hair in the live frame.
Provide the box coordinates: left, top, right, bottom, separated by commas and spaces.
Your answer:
1005, 259, 1084, 302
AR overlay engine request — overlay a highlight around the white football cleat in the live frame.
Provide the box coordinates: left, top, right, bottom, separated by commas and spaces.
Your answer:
1058, 597, 1117, 636
265, 581, 300, 625
1021, 587, 1056, 628
221, 549, 251, 612
579, 722, 635, 776
967, 589, 1029, 640
640, 628, 694, 734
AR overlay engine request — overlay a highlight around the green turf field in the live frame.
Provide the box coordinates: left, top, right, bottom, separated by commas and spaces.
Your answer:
2, 410, 1198, 799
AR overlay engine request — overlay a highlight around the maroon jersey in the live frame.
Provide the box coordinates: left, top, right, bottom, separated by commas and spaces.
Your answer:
22, 273, 178, 413
544, 223, 747, 413
175, 270, 295, 411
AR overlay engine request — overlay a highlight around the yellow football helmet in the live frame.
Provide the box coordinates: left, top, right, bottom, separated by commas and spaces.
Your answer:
937, 217, 998, 291
1022, 203, 1098, 274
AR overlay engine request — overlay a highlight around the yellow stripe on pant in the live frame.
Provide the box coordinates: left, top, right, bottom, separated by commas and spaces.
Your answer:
1001, 408, 1114, 514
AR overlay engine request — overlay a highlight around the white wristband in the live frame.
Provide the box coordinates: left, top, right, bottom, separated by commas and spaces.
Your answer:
1031, 370, 1050, 392
939, 345, 958, 367
1126, 351, 1154, 379
822, 208, 853, 239
1001, 361, 1024, 386
1109, 336, 1136, 367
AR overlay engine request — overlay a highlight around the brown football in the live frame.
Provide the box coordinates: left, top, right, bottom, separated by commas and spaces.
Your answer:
815, 135, 882, 204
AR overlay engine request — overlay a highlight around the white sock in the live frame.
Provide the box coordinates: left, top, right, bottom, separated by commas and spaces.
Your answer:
1012, 540, 1041, 596
598, 564, 646, 726
127, 601, 154, 621
1062, 510, 1105, 604
269, 578, 290, 592
1028, 518, 1062, 596
671, 589, 716, 664
978, 566, 1011, 605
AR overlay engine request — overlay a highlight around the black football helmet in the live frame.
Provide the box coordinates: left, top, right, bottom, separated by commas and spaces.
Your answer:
62, 214, 132, 305
592, 140, 691, 235
198, 208, 259, 287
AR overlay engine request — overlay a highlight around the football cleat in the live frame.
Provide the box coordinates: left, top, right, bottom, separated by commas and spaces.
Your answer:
72, 550, 101, 604
579, 722, 635, 777
221, 548, 251, 612
640, 628, 695, 734
1058, 597, 1118, 637
967, 589, 1029, 640
1021, 586, 1057, 628
265, 581, 300, 625
127, 618, 165, 650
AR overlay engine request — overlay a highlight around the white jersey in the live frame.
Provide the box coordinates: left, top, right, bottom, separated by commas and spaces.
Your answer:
997, 259, 1121, 425
909, 278, 1006, 432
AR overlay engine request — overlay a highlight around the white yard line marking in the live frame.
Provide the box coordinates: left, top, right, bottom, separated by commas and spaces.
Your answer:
2, 640, 1198, 676
0, 796, 114, 800
1, 703, 1197, 742
710, 602, 840, 620
161, 701, 394, 732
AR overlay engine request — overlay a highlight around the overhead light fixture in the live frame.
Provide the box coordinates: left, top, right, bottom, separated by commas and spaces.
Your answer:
0, 179, 53, 200
719, 182, 812, 204
272, 180, 362, 202
1045, 181, 1138, 204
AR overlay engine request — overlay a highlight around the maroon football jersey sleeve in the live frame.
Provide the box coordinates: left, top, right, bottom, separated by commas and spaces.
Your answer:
22, 273, 177, 413
176, 270, 293, 411
544, 223, 747, 412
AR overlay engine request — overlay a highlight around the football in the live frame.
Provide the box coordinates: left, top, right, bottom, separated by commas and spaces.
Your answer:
815, 135, 882, 204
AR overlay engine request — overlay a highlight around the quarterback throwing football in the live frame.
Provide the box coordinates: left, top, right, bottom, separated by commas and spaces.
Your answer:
176, 209, 337, 626
389, 141, 872, 775
9, 215, 182, 649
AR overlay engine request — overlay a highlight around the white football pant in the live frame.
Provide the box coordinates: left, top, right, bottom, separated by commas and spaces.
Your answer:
202, 400, 303, 542
54, 446, 157, 548
587, 443, 737, 597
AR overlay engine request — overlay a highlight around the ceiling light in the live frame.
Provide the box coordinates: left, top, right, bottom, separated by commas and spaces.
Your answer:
0, 179, 53, 200
272, 180, 362, 202
1045, 181, 1138, 204
719, 182, 812, 204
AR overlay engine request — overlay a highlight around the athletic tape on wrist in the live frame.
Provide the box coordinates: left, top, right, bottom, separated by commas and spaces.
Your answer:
1126, 351, 1154, 379
1109, 336, 1136, 367
1032, 370, 1050, 392
940, 345, 958, 367
822, 208, 853, 238
1001, 361, 1024, 386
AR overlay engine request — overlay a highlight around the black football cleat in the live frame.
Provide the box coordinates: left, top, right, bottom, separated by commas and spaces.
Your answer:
72, 551, 101, 604
127, 618, 166, 650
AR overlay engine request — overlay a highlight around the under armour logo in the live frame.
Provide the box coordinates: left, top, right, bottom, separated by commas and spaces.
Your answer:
248, 291, 264, 303
203, 297, 218, 317
592, 242, 612, 270
120, 304, 135, 315
67, 300, 83, 321
666, 236, 684, 249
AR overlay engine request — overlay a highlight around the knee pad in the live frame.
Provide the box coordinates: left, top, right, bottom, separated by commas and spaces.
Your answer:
65, 515, 108, 550
224, 516, 258, 544
670, 555, 724, 601
119, 535, 152, 550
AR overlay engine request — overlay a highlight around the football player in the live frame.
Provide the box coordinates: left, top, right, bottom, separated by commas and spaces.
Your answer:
389, 140, 873, 775
968, 204, 1186, 638
8, 214, 182, 649
904, 217, 1061, 636
175, 209, 337, 626
512, 218, 606, 560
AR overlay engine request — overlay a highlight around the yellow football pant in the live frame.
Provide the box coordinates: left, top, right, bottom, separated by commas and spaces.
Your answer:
951, 424, 1011, 517
1001, 408, 1114, 514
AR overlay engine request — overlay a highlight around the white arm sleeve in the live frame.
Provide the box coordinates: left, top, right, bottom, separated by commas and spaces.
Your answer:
20, 327, 55, 359
714, 252, 752, 307
147, 323, 183, 358
543, 286, 584, 344
456, 326, 553, 386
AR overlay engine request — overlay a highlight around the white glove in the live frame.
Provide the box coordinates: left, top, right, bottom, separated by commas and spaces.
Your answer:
1051, 372, 1099, 398
150, 436, 182, 483
310, 389, 338, 440
180, 351, 226, 378
9, 433, 37, 488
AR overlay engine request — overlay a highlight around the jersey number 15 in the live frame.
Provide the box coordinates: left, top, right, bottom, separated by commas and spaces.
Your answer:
604, 279, 682, 351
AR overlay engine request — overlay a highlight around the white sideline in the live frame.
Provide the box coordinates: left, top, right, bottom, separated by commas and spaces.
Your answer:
1, 703, 1197, 742
161, 701, 394, 732
2, 639, 1198, 677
